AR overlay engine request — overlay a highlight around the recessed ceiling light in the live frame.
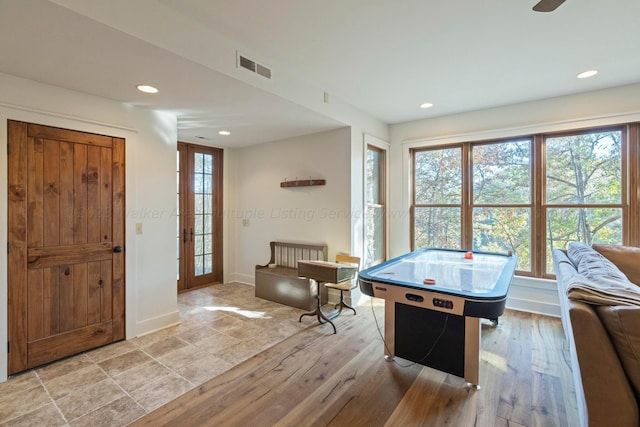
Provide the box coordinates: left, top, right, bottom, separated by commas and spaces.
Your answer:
218, 130, 231, 136
577, 70, 598, 79
420, 102, 433, 109
136, 84, 158, 93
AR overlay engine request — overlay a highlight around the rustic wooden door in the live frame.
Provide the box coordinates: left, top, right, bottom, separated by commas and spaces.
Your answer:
176, 142, 223, 291
7, 120, 125, 375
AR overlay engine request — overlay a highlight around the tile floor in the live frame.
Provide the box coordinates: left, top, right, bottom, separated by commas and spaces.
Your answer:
0, 283, 314, 426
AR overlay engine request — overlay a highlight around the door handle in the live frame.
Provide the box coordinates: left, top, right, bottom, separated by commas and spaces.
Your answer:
190, 228, 194, 242
113, 246, 123, 253
183, 229, 187, 243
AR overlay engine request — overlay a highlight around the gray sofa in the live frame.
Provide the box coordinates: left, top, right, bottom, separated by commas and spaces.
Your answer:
553, 243, 640, 427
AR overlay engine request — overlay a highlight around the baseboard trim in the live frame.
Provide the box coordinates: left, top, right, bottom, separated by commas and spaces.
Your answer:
506, 297, 560, 318
231, 273, 254, 286
135, 310, 181, 337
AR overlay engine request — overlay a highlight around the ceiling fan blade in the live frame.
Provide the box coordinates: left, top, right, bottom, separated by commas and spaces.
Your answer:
533, 0, 566, 12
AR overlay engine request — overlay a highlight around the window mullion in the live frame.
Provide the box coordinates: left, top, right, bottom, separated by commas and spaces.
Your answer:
462, 143, 472, 250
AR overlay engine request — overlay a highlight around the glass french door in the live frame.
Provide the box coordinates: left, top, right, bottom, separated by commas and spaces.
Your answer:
177, 142, 223, 291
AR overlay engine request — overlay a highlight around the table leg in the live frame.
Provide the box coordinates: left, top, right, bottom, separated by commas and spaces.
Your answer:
464, 316, 481, 389
384, 300, 395, 360
298, 279, 337, 334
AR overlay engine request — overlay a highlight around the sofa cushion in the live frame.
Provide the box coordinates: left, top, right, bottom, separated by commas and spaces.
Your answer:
593, 244, 640, 286
568, 242, 630, 283
597, 305, 640, 400
564, 242, 640, 305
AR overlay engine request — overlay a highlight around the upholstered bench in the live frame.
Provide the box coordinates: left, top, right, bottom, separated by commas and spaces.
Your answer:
255, 241, 328, 310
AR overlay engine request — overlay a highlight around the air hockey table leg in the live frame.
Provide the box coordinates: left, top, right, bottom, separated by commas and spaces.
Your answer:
464, 316, 481, 390
384, 298, 396, 361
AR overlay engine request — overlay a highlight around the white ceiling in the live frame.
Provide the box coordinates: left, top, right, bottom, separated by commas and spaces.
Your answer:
1, 0, 639, 147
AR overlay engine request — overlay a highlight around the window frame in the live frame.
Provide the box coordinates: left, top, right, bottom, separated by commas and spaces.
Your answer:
410, 123, 639, 279
365, 143, 387, 267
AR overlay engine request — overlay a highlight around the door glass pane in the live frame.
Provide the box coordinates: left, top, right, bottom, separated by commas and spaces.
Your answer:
204, 214, 212, 234
195, 255, 203, 276
203, 154, 212, 173
194, 173, 203, 193
195, 214, 204, 234
473, 207, 531, 272
195, 235, 203, 256
414, 207, 461, 249
195, 194, 204, 215
194, 153, 203, 173
193, 151, 215, 279
204, 254, 213, 274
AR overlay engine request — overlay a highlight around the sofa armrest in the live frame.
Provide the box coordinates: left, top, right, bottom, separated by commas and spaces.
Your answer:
569, 300, 639, 426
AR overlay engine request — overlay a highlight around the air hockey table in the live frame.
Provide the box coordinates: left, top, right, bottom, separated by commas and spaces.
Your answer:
358, 248, 517, 389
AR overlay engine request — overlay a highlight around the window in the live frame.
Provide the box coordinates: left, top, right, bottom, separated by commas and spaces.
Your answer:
412, 146, 462, 249
365, 145, 386, 266
411, 124, 639, 278
544, 128, 625, 272
472, 139, 532, 272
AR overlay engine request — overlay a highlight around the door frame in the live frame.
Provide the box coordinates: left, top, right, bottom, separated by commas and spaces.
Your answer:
177, 142, 223, 291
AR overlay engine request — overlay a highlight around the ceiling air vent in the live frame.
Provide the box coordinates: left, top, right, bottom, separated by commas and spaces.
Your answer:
256, 64, 271, 79
237, 52, 272, 80
239, 55, 256, 73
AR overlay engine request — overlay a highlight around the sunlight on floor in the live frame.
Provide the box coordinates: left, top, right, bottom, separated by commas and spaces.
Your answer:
481, 351, 508, 372
203, 305, 272, 319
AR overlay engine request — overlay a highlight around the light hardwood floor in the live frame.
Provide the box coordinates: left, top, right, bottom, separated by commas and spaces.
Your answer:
134, 298, 579, 427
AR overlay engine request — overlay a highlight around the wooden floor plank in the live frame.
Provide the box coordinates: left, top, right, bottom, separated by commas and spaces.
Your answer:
132, 306, 579, 427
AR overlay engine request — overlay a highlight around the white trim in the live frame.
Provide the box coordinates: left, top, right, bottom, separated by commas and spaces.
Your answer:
231, 273, 255, 286
401, 110, 640, 149
135, 311, 181, 337
0, 101, 138, 133
364, 133, 390, 150
506, 297, 560, 318
363, 134, 390, 267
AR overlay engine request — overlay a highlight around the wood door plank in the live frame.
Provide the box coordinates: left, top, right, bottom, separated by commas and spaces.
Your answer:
7, 120, 29, 374
28, 321, 113, 369
73, 143, 88, 244
43, 139, 60, 247
28, 123, 113, 148
27, 242, 112, 269
101, 260, 113, 322
59, 142, 74, 245
43, 267, 60, 336
59, 265, 74, 333
26, 269, 44, 342
73, 263, 89, 329
27, 137, 43, 247
87, 146, 101, 243
112, 137, 126, 341
100, 147, 112, 243
87, 261, 102, 325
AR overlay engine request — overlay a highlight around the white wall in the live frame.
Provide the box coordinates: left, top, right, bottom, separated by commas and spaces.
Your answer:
0, 73, 178, 381
388, 82, 640, 316
230, 127, 353, 284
